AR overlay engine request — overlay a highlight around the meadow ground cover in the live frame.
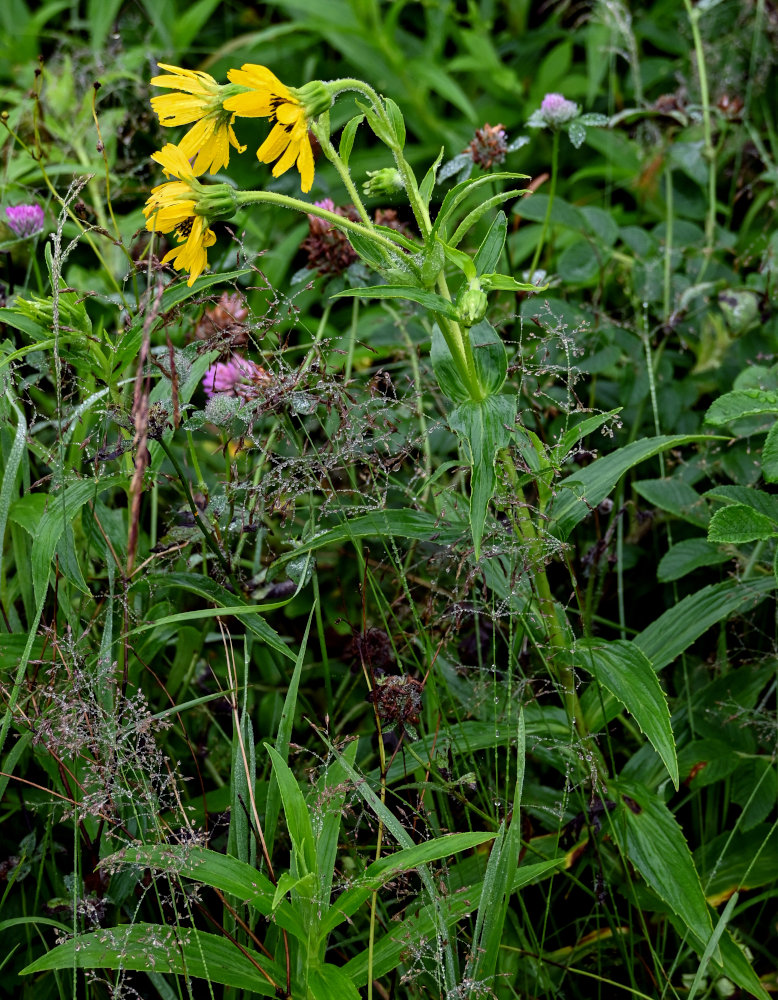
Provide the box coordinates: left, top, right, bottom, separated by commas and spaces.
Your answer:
1, 1, 778, 997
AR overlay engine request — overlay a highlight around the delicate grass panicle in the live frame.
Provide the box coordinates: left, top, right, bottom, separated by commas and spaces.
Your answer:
0, 3, 777, 999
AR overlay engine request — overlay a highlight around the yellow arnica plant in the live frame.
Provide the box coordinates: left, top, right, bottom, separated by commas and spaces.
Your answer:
223, 65, 328, 193
143, 143, 217, 286
150, 63, 246, 175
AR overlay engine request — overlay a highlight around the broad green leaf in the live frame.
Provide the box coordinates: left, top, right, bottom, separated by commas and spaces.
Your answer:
633, 478, 709, 527
333, 283, 459, 319
696, 824, 778, 904
32, 475, 126, 605
657, 538, 730, 582
309, 963, 361, 1000
265, 745, 316, 876
706, 389, 778, 425
116, 844, 306, 941
704, 484, 778, 521
634, 577, 774, 672
474, 211, 508, 275
611, 781, 714, 955
449, 393, 517, 557
576, 640, 677, 787
549, 435, 716, 539
677, 739, 742, 789
512, 192, 587, 229
431, 319, 508, 403
708, 504, 777, 544
21, 924, 283, 993
338, 113, 363, 167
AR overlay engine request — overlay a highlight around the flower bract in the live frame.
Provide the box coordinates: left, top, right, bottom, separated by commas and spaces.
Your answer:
223, 64, 316, 193
151, 63, 246, 175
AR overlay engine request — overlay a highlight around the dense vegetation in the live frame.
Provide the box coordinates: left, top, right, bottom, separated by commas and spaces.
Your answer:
1, 1, 777, 997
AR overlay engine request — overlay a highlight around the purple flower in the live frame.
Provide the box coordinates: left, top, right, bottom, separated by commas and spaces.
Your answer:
202, 355, 269, 399
5, 203, 45, 238
538, 93, 579, 125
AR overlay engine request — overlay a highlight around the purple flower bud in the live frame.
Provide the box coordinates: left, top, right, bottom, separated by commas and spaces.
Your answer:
539, 93, 579, 125
5, 203, 45, 238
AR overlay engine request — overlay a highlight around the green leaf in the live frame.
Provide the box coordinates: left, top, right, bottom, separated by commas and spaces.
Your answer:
552, 408, 622, 464
611, 781, 715, 955
549, 435, 715, 539
557, 239, 601, 284
634, 577, 775, 672
633, 478, 709, 527
449, 394, 517, 557
116, 844, 305, 940
0, 390, 26, 559
432, 172, 530, 240
338, 113, 363, 167
347, 229, 388, 269
474, 211, 508, 275
657, 538, 730, 582
708, 504, 778, 544
481, 272, 544, 292
131, 572, 296, 660
333, 284, 459, 319
705, 388, 778, 425
512, 192, 586, 229
704, 484, 778, 521
32, 475, 126, 605
309, 963, 361, 1000
419, 147, 444, 206
762, 420, 778, 482
265, 745, 316, 876
431, 319, 508, 403
383, 97, 406, 148
576, 640, 677, 787
439, 238, 477, 279
21, 924, 283, 993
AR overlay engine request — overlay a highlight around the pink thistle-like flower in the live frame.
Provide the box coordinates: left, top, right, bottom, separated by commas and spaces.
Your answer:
5, 203, 45, 238
202, 355, 269, 399
538, 93, 579, 125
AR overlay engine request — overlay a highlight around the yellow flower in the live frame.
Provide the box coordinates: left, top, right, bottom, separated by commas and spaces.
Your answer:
150, 63, 246, 175
143, 143, 217, 286
223, 65, 320, 193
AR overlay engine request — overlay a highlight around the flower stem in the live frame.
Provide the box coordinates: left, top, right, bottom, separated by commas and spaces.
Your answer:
528, 128, 559, 278
684, 0, 717, 278
311, 114, 374, 231
236, 189, 401, 256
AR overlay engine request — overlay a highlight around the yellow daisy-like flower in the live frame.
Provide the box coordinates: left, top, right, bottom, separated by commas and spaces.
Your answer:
143, 143, 217, 286
151, 63, 246, 175
223, 65, 320, 193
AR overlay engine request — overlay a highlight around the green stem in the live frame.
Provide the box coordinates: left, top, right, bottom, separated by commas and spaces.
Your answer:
500, 451, 581, 730
684, 0, 717, 276
236, 189, 401, 256
528, 128, 560, 277
311, 114, 375, 231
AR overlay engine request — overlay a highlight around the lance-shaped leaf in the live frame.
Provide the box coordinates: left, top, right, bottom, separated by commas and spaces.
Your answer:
449, 394, 517, 557
333, 284, 459, 319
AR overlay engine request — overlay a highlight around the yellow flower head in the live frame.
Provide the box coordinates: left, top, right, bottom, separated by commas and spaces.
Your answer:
223, 65, 329, 194
143, 143, 217, 286
151, 63, 246, 175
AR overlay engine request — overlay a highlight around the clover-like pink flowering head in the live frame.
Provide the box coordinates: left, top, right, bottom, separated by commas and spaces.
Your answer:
202, 355, 269, 400
5, 203, 45, 238
539, 93, 579, 125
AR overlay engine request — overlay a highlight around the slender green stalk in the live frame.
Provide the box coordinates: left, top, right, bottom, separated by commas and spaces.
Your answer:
528, 128, 560, 277
311, 114, 375, 231
684, 0, 717, 275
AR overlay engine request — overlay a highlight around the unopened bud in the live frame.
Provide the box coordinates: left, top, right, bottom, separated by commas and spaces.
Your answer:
363, 167, 403, 198
294, 80, 332, 119
458, 279, 488, 327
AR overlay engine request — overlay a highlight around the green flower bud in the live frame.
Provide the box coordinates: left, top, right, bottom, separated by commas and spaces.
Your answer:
363, 167, 404, 198
294, 80, 333, 119
457, 279, 488, 327
420, 238, 445, 288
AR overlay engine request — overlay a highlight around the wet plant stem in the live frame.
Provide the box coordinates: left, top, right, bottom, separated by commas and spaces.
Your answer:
158, 437, 236, 586
684, 0, 717, 278
500, 451, 582, 731
529, 128, 559, 277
